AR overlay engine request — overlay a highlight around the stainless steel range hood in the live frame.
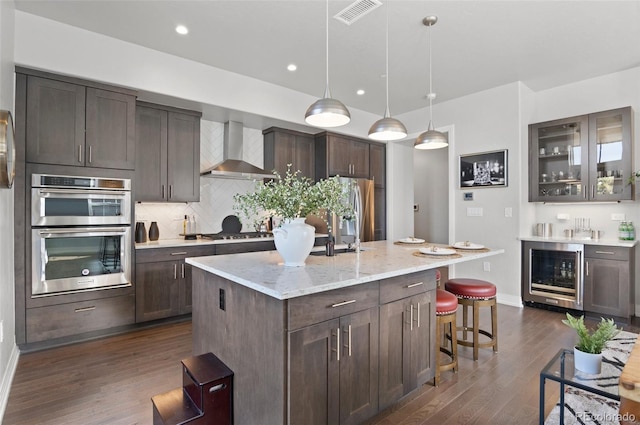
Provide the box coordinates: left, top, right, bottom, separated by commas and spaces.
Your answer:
200, 121, 274, 180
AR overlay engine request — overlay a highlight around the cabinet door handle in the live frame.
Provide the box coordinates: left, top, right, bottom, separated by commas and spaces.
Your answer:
161, 185, 165, 199
88, 145, 92, 163
209, 383, 226, 393
416, 302, 420, 328
332, 328, 340, 362
74, 306, 95, 313
170, 252, 188, 256
586, 260, 589, 277
343, 325, 352, 357
591, 185, 595, 198
594, 251, 615, 255
174, 263, 177, 279
410, 304, 414, 331
583, 184, 587, 199
181, 263, 185, 279
406, 282, 424, 288
330, 299, 356, 308
169, 185, 173, 199
78, 145, 83, 163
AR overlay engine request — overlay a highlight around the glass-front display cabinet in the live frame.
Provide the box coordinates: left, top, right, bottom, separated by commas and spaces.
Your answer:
529, 107, 633, 202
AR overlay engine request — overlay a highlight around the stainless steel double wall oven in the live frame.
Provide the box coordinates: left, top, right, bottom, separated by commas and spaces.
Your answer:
30, 173, 132, 297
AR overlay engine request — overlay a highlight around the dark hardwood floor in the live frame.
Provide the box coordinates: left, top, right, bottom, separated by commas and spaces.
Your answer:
4, 305, 637, 425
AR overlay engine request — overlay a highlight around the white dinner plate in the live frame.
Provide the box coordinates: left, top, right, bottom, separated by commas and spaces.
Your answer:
398, 237, 426, 244
419, 247, 456, 256
453, 241, 485, 250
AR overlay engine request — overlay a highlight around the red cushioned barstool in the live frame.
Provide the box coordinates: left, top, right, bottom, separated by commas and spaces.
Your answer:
434, 288, 458, 386
444, 278, 498, 361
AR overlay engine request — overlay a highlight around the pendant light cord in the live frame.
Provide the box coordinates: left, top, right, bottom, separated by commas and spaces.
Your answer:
428, 20, 434, 125
384, 2, 390, 117
325, 0, 329, 94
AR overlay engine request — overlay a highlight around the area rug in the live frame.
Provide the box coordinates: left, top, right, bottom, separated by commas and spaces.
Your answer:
544, 330, 638, 425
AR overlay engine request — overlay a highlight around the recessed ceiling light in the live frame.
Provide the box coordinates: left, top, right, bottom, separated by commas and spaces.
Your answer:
175, 25, 189, 35
356, 89, 365, 95
287, 64, 297, 71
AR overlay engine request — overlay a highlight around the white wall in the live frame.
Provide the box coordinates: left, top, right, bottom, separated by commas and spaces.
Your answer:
413, 141, 449, 243
0, 1, 18, 422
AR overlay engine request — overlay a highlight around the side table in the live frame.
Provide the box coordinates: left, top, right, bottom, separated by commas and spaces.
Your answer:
540, 348, 620, 425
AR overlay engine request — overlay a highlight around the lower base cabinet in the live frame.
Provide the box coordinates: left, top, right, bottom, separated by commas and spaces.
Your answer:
289, 307, 379, 425
583, 245, 634, 320
26, 294, 135, 343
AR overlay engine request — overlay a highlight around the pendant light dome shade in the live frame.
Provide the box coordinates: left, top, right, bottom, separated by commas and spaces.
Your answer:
305, 88, 351, 127
415, 15, 448, 150
414, 121, 448, 149
305, 0, 350, 128
368, 110, 407, 141
368, 1, 407, 141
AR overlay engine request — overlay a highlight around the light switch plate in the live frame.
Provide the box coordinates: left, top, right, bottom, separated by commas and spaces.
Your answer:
467, 207, 483, 217
557, 213, 570, 220
504, 207, 512, 218
483, 262, 491, 272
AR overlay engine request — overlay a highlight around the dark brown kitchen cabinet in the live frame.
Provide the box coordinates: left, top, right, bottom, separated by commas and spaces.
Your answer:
378, 271, 436, 410
263, 127, 314, 179
369, 142, 386, 188
583, 245, 635, 321
25, 73, 135, 169
135, 102, 201, 202
25, 294, 135, 343
135, 245, 215, 322
289, 307, 379, 425
315, 133, 370, 179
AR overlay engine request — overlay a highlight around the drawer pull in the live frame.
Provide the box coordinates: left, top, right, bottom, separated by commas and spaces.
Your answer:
75, 306, 96, 313
331, 300, 356, 308
170, 252, 188, 256
406, 282, 424, 289
209, 383, 226, 393
594, 251, 615, 255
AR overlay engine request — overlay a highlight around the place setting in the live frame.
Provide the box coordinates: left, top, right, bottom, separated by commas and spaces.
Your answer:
412, 244, 461, 259
450, 241, 491, 253
394, 237, 428, 246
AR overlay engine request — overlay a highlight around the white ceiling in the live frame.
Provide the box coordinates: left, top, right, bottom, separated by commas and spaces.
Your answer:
14, 0, 640, 122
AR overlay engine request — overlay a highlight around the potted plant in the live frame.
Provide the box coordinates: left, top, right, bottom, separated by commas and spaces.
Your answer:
234, 165, 353, 266
562, 313, 621, 374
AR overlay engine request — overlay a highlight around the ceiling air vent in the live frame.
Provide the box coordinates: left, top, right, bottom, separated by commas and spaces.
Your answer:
333, 0, 382, 26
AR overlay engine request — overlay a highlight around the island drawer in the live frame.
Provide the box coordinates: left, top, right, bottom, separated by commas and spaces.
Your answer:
287, 283, 379, 330
136, 245, 216, 263
379, 270, 436, 304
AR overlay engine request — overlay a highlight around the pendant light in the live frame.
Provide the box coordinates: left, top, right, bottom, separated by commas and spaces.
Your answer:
368, 2, 407, 141
305, 0, 351, 128
414, 16, 448, 150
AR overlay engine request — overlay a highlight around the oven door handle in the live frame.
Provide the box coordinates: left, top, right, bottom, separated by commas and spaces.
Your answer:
37, 227, 129, 238
37, 188, 128, 197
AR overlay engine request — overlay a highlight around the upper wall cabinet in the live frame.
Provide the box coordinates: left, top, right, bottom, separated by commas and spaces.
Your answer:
263, 127, 314, 179
24, 72, 136, 170
315, 132, 371, 179
529, 106, 634, 202
135, 102, 201, 202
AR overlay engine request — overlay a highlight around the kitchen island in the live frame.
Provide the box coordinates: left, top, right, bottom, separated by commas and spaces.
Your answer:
186, 240, 503, 425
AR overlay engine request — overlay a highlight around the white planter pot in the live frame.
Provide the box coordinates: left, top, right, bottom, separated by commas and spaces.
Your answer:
574, 346, 602, 374
272, 218, 315, 267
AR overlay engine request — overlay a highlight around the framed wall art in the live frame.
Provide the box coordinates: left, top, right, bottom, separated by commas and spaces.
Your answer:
459, 149, 508, 188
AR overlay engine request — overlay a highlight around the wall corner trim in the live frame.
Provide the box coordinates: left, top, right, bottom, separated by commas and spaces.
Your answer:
0, 344, 20, 423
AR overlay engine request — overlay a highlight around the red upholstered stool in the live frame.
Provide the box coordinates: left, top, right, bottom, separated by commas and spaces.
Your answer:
444, 278, 498, 361
434, 289, 458, 386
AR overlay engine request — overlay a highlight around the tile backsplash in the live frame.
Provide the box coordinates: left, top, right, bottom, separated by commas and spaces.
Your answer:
134, 119, 264, 239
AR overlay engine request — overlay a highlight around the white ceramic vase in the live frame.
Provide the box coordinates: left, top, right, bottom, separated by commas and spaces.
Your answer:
573, 346, 602, 374
272, 217, 315, 267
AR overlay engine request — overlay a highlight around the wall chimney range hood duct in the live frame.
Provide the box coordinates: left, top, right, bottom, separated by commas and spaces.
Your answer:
200, 121, 274, 180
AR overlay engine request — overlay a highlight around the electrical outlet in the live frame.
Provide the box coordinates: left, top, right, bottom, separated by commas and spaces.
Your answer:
612, 213, 626, 221
557, 213, 570, 220
504, 207, 512, 218
483, 262, 491, 272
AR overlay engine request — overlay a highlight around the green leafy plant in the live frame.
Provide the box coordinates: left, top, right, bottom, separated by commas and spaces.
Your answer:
233, 165, 354, 226
562, 313, 621, 354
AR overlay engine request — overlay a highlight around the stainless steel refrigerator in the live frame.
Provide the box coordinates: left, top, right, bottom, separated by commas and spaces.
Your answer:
330, 177, 375, 245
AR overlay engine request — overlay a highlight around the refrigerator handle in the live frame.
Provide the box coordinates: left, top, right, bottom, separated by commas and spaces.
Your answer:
353, 182, 362, 253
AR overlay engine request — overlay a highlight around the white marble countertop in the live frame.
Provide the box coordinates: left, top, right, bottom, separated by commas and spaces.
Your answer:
518, 236, 637, 247
136, 234, 328, 249
186, 240, 504, 300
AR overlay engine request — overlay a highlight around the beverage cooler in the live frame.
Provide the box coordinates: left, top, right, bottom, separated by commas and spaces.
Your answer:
522, 241, 584, 310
